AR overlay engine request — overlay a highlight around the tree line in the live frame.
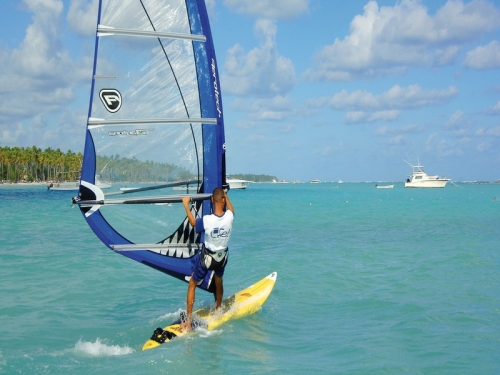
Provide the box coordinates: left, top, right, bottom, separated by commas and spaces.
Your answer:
0, 146, 82, 183
0, 145, 275, 184
0, 145, 195, 184
96, 154, 193, 184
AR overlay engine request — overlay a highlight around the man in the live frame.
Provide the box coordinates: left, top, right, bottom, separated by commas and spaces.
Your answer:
181, 187, 234, 332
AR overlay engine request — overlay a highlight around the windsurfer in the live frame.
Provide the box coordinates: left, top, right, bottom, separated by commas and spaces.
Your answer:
181, 187, 234, 332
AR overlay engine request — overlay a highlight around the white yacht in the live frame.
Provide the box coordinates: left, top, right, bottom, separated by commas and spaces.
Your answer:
227, 178, 251, 190
404, 162, 449, 188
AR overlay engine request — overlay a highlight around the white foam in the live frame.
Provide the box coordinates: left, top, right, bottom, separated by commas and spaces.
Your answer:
197, 326, 223, 338
149, 308, 184, 324
73, 338, 134, 357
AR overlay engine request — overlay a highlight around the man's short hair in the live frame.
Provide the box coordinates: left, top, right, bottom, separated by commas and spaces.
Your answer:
212, 187, 225, 202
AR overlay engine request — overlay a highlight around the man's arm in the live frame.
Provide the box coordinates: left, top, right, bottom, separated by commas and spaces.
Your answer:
224, 191, 234, 215
181, 196, 197, 227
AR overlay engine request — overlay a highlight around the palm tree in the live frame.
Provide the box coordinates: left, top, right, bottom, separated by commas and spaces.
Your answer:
0, 147, 6, 181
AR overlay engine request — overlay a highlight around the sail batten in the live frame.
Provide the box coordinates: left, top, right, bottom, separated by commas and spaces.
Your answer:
105, 180, 201, 196
97, 25, 207, 41
78, 0, 227, 294
78, 193, 211, 207
88, 117, 217, 126
112, 243, 200, 251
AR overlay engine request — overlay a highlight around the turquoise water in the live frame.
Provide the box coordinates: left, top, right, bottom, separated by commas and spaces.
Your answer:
1, 182, 499, 374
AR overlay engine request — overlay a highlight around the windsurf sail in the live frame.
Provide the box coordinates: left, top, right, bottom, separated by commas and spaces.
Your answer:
74, 0, 227, 293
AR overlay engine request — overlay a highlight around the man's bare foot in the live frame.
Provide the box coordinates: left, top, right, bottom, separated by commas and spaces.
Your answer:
181, 318, 192, 332
214, 306, 223, 318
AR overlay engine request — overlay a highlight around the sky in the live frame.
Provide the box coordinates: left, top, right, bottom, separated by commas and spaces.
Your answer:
1, 0, 500, 182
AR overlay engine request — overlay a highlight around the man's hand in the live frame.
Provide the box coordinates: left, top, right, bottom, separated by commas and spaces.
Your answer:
181, 196, 196, 226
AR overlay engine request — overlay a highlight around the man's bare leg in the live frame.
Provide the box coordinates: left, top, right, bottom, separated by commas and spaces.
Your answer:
214, 274, 223, 310
182, 276, 197, 332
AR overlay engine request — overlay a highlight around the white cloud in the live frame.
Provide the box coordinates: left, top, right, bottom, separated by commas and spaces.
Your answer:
315, 84, 458, 112
483, 101, 500, 115
445, 111, 465, 129
425, 133, 463, 157
231, 95, 295, 128
0, 0, 90, 148
11, 0, 65, 78
344, 111, 366, 124
246, 133, 267, 143
224, 0, 310, 19
476, 141, 491, 151
344, 110, 400, 124
67, 0, 99, 36
313, 146, 334, 157
311, 84, 458, 125
388, 135, 405, 145
443, 111, 473, 136
489, 85, 500, 94
464, 40, 500, 69
222, 19, 296, 97
1, 0, 70, 116
205, 0, 216, 15
488, 127, 500, 137
24, 0, 62, 12
278, 123, 295, 133
476, 126, 500, 137
375, 125, 390, 135
368, 110, 401, 122
0, 122, 27, 145
376, 123, 425, 135
305, 0, 500, 81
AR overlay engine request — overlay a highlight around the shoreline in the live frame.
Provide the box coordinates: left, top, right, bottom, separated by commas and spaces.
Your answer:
0, 182, 51, 188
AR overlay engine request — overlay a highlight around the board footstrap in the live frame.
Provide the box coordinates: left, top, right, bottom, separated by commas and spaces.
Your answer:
150, 327, 177, 344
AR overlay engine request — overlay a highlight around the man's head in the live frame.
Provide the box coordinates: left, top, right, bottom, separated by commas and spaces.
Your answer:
212, 187, 225, 204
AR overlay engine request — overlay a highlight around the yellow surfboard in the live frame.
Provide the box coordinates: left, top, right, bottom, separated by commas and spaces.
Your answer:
142, 272, 277, 350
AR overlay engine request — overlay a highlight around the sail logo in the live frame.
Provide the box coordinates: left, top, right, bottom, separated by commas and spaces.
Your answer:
109, 129, 148, 136
211, 59, 222, 118
99, 89, 122, 113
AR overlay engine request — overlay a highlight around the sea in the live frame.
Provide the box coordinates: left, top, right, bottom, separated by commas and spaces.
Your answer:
1, 182, 499, 374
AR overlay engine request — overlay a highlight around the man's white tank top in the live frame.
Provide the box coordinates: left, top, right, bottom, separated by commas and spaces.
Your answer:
197, 211, 234, 259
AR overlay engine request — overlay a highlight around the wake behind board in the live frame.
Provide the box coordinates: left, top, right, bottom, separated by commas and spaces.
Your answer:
142, 272, 277, 350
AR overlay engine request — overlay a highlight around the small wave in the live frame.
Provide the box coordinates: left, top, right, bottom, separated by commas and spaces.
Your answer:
197, 327, 223, 338
149, 308, 184, 324
73, 338, 134, 357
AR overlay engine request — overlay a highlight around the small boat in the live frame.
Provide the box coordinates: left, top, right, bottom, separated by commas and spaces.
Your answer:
48, 176, 111, 190
48, 171, 80, 190
48, 181, 80, 191
404, 161, 450, 188
376, 184, 394, 189
309, 179, 320, 184
172, 186, 198, 191
119, 188, 135, 192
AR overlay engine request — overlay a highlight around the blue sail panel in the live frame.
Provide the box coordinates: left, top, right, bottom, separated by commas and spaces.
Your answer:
77, 0, 226, 293
188, 0, 227, 217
